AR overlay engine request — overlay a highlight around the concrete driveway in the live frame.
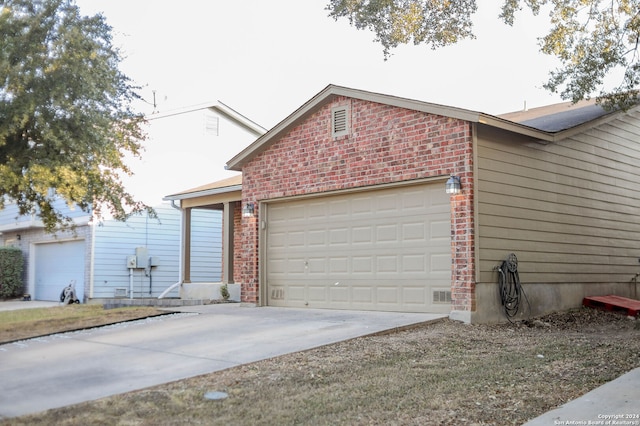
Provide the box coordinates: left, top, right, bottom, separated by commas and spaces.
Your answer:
0, 304, 445, 419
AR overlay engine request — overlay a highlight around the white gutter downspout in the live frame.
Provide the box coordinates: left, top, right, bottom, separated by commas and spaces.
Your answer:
159, 200, 183, 299
129, 268, 134, 300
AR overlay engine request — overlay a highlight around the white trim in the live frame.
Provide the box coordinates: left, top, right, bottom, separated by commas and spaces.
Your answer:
163, 184, 242, 201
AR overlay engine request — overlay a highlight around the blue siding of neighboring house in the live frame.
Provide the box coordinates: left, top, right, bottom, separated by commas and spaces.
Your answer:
189, 209, 222, 282
91, 203, 222, 298
0, 197, 91, 231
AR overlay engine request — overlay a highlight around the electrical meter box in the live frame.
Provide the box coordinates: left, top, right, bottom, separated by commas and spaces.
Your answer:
135, 247, 149, 268
126, 255, 137, 269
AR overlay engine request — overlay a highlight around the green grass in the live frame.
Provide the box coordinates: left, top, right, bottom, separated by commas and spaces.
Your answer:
0, 304, 165, 344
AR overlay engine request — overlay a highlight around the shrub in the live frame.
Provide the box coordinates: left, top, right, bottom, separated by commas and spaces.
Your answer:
0, 247, 24, 299
220, 283, 230, 301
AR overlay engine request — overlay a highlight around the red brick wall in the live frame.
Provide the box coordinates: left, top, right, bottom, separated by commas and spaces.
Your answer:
240, 96, 476, 312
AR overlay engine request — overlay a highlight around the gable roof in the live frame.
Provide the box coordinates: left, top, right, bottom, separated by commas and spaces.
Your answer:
147, 101, 266, 137
226, 84, 630, 171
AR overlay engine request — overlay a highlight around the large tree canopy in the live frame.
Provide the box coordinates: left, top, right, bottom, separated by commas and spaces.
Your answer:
327, 0, 640, 110
0, 0, 150, 232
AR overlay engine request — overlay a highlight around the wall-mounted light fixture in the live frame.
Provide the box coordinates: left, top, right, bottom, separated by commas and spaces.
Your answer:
16, 234, 21, 240
242, 202, 256, 218
445, 176, 461, 194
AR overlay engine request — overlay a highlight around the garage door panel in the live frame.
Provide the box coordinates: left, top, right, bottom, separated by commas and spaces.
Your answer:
403, 287, 427, 304
329, 199, 350, 217
430, 220, 451, 239
329, 286, 349, 302
287, 285, 305, 301
402, 190, 432, 209
351, 196, 373, 216
377, 256, 398, 273
308, 230, 327, 246
403, 254, 427, 272
266, 182, 451, 313
376, 286, 399, 303
308, 285, 328, 303
376, 225, 398, 242
431, 253, 451, 272
328, 257, 349, 274
353, 286, 375, 303
35, 240, 85, 302
329, 228, 349, 244
402, 222, 426, 240
352, 226, 373, 244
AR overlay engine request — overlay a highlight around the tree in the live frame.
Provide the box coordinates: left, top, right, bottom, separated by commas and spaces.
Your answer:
0, 0, 152, 232
326, 0, 640, 110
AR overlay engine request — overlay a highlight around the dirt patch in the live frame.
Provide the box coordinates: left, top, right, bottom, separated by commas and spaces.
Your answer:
5, 307, 639, 425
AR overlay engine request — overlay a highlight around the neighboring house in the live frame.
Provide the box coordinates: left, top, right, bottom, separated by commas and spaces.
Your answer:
167, 84, 640, 323
0, 103, 265, 302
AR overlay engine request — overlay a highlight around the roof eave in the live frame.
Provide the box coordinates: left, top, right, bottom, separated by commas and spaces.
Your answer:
226, 86, 638, 171
478, 115, 556, 142
163, 184, 243, 201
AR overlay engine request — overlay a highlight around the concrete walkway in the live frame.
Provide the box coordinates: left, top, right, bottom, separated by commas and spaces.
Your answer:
0, 300, 60, 311
523, 367, 640, 425
0, 303, 445, 419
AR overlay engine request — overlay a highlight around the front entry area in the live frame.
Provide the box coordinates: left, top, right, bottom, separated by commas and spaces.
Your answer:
264, 182, 452, 313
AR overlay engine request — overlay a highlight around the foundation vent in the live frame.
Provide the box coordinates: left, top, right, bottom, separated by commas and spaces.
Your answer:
270, 287, 284, 300
433, 290, 452, 304
114, 288, 128, 298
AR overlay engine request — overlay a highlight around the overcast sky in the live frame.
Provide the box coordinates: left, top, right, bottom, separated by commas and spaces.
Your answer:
75, 0, 563, 130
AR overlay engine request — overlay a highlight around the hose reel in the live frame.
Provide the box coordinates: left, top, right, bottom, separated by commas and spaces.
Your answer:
497, 253, 530, 322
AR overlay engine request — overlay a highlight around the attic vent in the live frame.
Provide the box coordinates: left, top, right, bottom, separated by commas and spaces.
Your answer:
204, 113, 219, 136
331, 105, 349, 137
433, 290, 452, 304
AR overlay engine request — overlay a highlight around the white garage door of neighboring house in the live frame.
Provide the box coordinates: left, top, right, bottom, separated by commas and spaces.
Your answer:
35, 241, 85, 302
265, 182, 452, 313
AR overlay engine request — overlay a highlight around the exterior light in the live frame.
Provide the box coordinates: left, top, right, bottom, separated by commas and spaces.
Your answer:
445, 176, 461, 194
242, 202, 255, 218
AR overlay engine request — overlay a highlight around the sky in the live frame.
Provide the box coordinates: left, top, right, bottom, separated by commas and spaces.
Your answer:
74, 0, 564, 131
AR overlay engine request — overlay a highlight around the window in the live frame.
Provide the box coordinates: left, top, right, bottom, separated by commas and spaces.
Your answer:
331, 105, 349, 138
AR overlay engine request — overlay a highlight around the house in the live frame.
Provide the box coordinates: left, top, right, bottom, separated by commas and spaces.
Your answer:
167, 85, 640, 323
0, 102, 265, 303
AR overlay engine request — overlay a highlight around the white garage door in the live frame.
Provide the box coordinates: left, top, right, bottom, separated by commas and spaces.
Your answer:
35, 241, 85, 302
265, 182, 451, 313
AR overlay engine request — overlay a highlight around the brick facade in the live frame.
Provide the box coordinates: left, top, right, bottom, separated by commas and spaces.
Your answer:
239, 96, 476, 313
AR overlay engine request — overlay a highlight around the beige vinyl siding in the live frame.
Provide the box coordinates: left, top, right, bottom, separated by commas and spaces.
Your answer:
476, 109, 640, 287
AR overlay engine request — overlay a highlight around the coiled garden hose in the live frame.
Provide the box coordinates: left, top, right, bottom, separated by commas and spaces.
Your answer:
497, 253, 531, 322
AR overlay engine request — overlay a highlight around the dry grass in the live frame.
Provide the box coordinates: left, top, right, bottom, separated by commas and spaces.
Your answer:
2, 307, 639, 425
0, 304, 166, 344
